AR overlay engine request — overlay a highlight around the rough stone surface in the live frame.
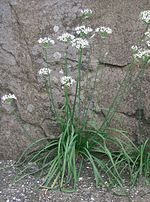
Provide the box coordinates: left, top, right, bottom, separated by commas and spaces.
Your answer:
0, 0, 150, 159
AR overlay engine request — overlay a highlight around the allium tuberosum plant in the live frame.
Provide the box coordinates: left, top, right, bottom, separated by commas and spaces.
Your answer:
2, 9, 150, 191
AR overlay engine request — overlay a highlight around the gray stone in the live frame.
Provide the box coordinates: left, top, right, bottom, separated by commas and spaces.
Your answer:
53, 25, 59, 33
27, 104, 35, 113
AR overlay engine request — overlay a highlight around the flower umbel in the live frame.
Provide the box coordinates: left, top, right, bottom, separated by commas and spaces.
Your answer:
131, 46, 150, 62
71, 38, 89, 49
1, 94, 17, 103
144, 29, 150, 38
38, 68, 52, 76
61, 76, 75, 87
95, 26, 112, 38
140, 10, 150, 24
38, 37, 55, 48
131, 45, 138, 52
146, 40, 150, 47
95, 27, 112, 34
38, 37, 55, 44
57, 33, 75, 43
81, 9, 92, 19
75, 25, 93, 36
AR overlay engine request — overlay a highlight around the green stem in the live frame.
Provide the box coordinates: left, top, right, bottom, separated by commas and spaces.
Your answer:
64, 85, 69, 122
81, 59, 100, 130
71, 47, 83, 123
100, 59, 148, 131
100, 60, 134, 131
77, 48, 83, 120
100, 24, 149, 131
44, 48, 60, 125
135, 60, 148, 140
64, 51, 68, 76
63, 50, 70, 123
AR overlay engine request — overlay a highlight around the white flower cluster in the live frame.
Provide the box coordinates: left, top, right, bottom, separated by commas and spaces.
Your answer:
71, 38, 89, 49
145, 30, 150, 38
61, 76, 75, 87
38, 37, 55, 45
95, 26, 112, 34
57, 33, 75, 43
1, 94, 17, 103
75, 25, 93, 35
146, 40, 150, 47
38, 68, 51, 76
131, 45, 138, 52
81, 9, 92, 19
131, 46, 150, 61
140, 10, 150, 24
59, 69, 64, 74
81, 9, 92, 15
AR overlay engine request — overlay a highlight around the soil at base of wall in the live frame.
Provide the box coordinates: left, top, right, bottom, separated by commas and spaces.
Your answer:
0, 160, 150, 202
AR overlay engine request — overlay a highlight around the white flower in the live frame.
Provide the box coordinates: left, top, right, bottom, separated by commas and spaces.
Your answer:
131, 45, 138, 52
71, 38, 89, 49
1, 94, 17, 103
146, 40, 150, 47
132, 46, 150, 61
38, 68, 52, 76
59, 69, 64, 74
95, 26, 112, 38
57, 33, 75, 43
38, 37, 55, 45
81, 9, 92, 15
145, 30, 150, 38
61, 76, 75, 87
140, 10, 150, 24
81, 9, 92, 18
75, 25, 93, 35
95, 26, 112, 34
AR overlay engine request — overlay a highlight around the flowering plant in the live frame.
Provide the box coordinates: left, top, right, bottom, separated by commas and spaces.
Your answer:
140, 10, 150, 24
80, 9, 92, 19
75, 25, 93, 37
57, 33, 75, 43
38, 68, 52, 76
38, 37, 55, 48
60, 76, 76, 87
1, 93, 17, 103
95, 26, 112, 38
13, 9, 150, 191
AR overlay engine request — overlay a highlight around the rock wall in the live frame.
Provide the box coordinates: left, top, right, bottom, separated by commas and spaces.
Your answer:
0, 0, 150, 159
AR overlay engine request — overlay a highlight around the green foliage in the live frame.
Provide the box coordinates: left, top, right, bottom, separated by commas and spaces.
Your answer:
14, 10, 150, 192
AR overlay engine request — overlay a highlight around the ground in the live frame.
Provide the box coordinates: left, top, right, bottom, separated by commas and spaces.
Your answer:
0, 160, 150, 202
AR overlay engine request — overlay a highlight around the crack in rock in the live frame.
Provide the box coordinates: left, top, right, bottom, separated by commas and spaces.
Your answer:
8, 1, 35, 71
1, 44, 19, 67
